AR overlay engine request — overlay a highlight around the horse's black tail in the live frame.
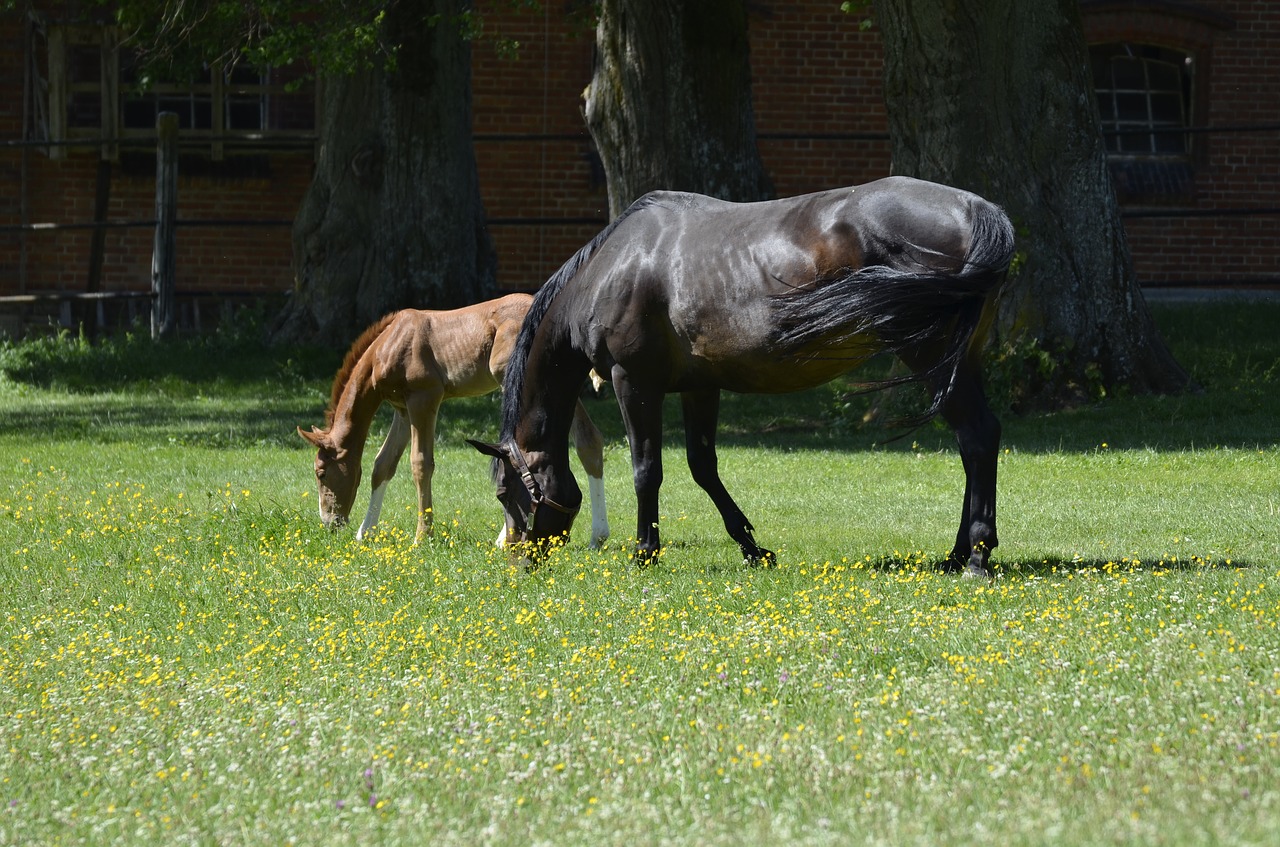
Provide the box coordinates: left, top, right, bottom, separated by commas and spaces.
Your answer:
769, 198, 1015, 425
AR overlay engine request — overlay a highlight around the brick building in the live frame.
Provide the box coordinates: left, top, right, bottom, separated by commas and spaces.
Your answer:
1, 1, 1276, 334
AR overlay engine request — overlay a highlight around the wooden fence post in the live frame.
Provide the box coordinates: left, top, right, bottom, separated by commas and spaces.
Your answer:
151, 112, 178, 339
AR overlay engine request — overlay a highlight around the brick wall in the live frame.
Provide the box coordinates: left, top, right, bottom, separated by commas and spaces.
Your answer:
10, 152, 307, 295
472, 1, 893, 288
1082, 0, 1280, 286
2, 0, 1276, 310
477, 0, 1279, 289
748, 3, 889, 196
471, 5, 606, 289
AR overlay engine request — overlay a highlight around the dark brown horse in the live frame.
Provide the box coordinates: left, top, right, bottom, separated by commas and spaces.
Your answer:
470, 176, 1015, 576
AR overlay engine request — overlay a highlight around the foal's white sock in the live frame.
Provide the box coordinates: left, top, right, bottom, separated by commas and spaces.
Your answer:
356, 484, 386, 541
587, 475, 609, 549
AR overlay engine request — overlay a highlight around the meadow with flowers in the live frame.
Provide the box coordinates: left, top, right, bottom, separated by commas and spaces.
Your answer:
1, 301, 1277, 845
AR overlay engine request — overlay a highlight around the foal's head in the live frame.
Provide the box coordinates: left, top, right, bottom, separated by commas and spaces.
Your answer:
468, 439, 580, 561
297, 426, 360, 530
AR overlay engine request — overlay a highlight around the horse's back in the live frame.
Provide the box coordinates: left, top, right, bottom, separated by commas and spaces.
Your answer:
598, 176, 990, 286
376, 294, 533, 398
559, 190, 854, 389
555, 177, 1009, 394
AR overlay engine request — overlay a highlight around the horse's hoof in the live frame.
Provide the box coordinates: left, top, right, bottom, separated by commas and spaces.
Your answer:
632, 547, 659, 568
745, 548, 777, 567
962, 547, 994, 579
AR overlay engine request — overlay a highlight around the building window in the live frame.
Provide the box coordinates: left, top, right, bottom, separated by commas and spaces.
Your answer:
1090, 43, 1193, 157
38, 21, 314, 161
118, 60, 314, 135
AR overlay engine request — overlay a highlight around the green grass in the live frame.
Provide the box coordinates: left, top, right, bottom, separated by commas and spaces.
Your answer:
0, 303, 1278, 845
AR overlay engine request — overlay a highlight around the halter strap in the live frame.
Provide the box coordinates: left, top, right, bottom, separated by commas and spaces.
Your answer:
504, 441, 580, 532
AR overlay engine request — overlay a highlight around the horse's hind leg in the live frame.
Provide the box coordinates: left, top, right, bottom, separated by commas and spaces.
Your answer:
569, 399, 610, 549
406, 388, 444, 544
941, 364, 1000, 578
681, 389, 774, 564
358, 410, 411, 540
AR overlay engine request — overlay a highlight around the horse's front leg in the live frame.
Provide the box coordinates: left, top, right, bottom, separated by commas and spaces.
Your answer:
612, 366, 664, 565
941, 365, 1000, 578
406, 389, 444, 545
569, 399, 610, 549
357, 410, 411, 540
681, 389, 774, 564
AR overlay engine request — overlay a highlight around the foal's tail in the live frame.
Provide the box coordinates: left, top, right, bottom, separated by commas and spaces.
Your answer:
770, 198, 1015, 424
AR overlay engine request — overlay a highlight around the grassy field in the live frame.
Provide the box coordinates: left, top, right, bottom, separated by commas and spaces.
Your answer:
0, 302, 1277, 845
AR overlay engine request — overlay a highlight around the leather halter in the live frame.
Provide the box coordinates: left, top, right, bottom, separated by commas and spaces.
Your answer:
504, 441, 579, 534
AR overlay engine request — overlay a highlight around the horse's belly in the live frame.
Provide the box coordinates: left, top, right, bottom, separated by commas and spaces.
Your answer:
679, 337, 874, 394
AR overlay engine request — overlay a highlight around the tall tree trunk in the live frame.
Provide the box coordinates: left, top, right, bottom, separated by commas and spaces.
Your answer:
583, 0, 773, 217
273, 3, 496, 346
873, 0, 1189, 405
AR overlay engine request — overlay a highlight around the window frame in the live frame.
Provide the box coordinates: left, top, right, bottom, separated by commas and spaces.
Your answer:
1091, 42, 1195, 160
41, 21, 316, 162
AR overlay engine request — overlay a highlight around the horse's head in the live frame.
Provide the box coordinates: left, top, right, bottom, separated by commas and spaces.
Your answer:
468, 439, 580, 560
298, 426, 361, 530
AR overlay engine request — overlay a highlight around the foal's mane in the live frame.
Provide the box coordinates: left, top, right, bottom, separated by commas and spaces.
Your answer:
324, 312, 397, 428
499, 195, 660, 441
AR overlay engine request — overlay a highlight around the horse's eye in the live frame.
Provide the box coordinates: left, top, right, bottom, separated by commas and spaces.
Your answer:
316, 468, 326, 480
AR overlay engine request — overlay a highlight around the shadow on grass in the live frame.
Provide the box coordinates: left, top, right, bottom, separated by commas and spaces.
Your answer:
3, 302, 1277, 453
938, 554, 1253, 576
0, 393, 323, 448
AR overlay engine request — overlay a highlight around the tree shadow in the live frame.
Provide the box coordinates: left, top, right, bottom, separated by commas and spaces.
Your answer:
0, 394, 322, 448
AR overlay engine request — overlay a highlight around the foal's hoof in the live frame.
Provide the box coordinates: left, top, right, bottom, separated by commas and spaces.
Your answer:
744, 547, 777, 567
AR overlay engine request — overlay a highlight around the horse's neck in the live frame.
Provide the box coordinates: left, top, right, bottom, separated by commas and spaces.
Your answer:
516, 336, 585, 465
329, 356, 383, 452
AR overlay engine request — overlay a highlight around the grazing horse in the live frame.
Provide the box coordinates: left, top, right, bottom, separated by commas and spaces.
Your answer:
299, 293, 609, 547
469, 176, 1015, 577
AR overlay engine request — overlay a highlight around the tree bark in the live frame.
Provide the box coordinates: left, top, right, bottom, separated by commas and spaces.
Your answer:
273, 2, 496, 346
873, 0, 1189, 404
583, 0, 773, 216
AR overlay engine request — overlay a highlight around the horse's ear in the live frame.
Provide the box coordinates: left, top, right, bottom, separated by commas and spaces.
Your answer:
298, 426, 329, 448
467, 438, 507, 461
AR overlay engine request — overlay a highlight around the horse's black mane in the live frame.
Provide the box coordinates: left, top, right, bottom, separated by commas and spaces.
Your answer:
499, 194, 660, 441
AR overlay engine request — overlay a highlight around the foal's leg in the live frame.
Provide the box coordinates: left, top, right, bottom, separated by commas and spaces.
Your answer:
611, 366, 665, 564
406, 388, 445, 544
940, 364, 1001, 578
357, 410, 411, 540
681, 389, 774, 564
569, 399, 610, 549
